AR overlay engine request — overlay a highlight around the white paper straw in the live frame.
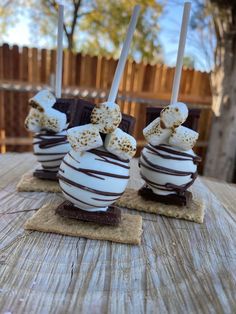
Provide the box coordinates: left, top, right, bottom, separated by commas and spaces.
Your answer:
170, 2, 191, 104
55, 5, 64, 98
108, 5, 140, 103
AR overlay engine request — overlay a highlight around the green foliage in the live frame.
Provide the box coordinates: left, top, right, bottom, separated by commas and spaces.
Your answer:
183, 56, 195, 69
79, 0, 163, 63
0, 0, 163, 63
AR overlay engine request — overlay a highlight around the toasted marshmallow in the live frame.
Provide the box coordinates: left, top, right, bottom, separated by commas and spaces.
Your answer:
41, 108, 67, 133
90, 102, 122, 134
24, 108, 43, 132
160, 102, 188, 129
143, 117, 171, 146
29, 90, 56, 112
104, 128, 136, 161
67, 124, 103, 152
169, 126, 199, 151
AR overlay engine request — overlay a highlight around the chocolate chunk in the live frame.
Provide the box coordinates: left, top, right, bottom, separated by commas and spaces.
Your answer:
53, 98, 76, 124
56, 201, 121, 226
33, 169, 58, 181
138, 185, 192, 206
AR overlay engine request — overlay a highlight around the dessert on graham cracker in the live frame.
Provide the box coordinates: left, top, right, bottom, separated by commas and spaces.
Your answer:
25, 5, 143, 245
115, 102, 205, 224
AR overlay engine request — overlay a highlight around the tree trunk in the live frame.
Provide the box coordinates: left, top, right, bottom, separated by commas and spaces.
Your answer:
67, 33, 74, 51
204, 8, 236, 181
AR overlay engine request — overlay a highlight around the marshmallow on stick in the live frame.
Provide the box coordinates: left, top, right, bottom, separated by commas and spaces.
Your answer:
91, 5, 140, 134
139, 2, 201, 199
160, 102, 188, 129
58, 6, 140, 213
90, 102, 122, 134
143, 3, 195, 150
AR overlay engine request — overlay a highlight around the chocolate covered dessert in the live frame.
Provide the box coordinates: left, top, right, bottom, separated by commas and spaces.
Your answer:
57, 101, 137, 225
25, 90, 72, 180
139, 102, 201, 206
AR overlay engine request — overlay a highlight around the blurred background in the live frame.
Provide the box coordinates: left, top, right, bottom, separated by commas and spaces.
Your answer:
0, 0, 235, 181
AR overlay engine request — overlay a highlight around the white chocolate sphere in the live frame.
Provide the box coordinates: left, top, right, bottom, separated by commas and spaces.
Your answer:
33, 130, 71, 173
58, 148, 130, 212
140, 144, 198, 195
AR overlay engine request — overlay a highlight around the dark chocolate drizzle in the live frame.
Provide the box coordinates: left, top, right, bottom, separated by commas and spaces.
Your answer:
58, 148, 129, 209
62, 158, 129, 180
140, 144, 200, 195
90, 149, 130, 169
68, 151, 80, 163
33, 133, 68, 149
58, 173, 124, 197
148, 144, 202, 164
60, 185, 103, 208
34, 152, 65, 156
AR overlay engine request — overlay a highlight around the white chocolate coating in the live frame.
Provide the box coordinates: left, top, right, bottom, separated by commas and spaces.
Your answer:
58, 148, 130, 212
139, 144, 198, 195
33, 130, 71, 173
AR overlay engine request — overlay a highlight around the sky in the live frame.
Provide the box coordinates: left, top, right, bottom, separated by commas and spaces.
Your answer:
1, 0, 214, 72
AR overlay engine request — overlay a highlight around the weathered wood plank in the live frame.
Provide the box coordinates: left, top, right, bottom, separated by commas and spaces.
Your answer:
0, 153, 235, 313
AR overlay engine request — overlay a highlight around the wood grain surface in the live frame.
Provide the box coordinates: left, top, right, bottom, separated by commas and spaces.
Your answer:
0, 153, 236, 314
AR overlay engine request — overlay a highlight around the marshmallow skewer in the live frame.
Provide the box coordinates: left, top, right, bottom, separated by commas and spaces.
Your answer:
55, 4, 64, 98
108, 5, 140, 103
170, 2, 191, 105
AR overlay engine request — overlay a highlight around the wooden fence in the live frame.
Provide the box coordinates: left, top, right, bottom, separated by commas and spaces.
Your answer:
0, 44, 212, 172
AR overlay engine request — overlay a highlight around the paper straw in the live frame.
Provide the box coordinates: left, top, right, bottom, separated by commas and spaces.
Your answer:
170, 2, 191, 104
55, 4, 64, 98
108, 5, 140, 103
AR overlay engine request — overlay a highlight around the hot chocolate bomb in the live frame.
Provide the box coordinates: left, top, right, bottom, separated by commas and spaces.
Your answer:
140, 102, 200, 198
58, 102, 137, 212
25, 90, 70, 175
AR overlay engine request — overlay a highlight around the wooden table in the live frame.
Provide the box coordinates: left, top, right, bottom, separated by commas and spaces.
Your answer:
0, 153, 235, 313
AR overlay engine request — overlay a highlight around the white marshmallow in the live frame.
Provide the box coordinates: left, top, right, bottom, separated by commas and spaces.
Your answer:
143, 117, 171, 146
29, 89, 56, 112
67, 123, 103, 152
104, 128, 136, 161
90, 102, 122, 134
169, 126, 199, 151
24, 108, 43, 132
160, 102, 188, 129
41, 108, 67, 133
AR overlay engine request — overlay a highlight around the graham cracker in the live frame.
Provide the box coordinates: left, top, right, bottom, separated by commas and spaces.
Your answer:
115, 188, 205, 224
17, 172, 61, 193
24, 203, 143, 245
